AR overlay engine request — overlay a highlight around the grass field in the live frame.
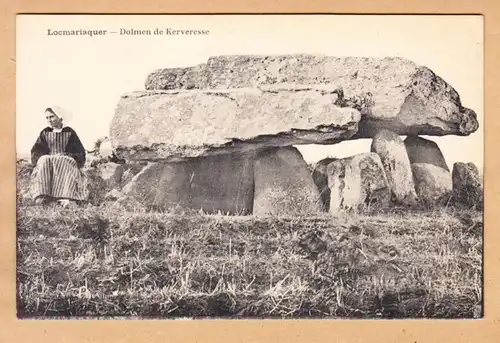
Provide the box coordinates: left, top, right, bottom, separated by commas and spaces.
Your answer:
16, 202, 483, 318
16, 160, 483, 319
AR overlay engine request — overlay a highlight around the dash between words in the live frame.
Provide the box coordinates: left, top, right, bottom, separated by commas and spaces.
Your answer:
47, 28, 210, 37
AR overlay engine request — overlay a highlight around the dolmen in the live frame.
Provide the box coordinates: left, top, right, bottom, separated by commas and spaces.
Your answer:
108, 55, 480, 215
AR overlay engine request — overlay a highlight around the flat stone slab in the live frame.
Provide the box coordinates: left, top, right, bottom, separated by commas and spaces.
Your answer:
110, 86, 360, 161
145, 55, 478, 138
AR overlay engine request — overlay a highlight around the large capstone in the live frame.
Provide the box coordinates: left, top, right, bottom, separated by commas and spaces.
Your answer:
145, 55, 478, 138
111, 86, 360, 161
253, 147, 322, 216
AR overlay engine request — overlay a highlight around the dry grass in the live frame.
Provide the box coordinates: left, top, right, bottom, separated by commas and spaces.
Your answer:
16, 203, 483, 319
16, 161, 483, 319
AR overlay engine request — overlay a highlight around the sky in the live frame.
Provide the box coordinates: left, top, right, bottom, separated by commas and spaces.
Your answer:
16, 14, 484, 168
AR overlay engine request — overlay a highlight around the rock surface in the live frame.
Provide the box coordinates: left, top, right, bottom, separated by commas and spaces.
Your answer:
312, 157, 338, 211
452, 162, 483, 209
98, 138, 114, 161
253, 147, 322, 216
120, 163, 146, 187
97, 162, 124, 189
326, 153, 391, 214
371, 129, 418, 206
122, 152, 255, 214
82, 167, 106, 206
104, 189, 123, 201
111, 86, 360, 161
411, 163, 452, 204
404, 136, 450, 171
145, 55, 478, 138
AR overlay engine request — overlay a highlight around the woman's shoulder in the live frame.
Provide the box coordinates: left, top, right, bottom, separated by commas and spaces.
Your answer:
62, 126, 78, 134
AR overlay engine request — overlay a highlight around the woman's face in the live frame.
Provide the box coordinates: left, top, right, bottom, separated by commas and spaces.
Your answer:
45, 110, 63, 128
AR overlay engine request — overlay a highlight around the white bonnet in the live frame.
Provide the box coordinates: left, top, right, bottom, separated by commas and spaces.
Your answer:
45, 105, 73, 124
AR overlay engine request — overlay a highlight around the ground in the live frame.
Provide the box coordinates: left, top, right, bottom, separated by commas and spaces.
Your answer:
16, 161, 483, 319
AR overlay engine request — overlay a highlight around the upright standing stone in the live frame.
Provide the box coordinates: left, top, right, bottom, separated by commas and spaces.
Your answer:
122, 152, 255, 214
253, 147, 322, 216
411, 163, 452, 204
404, 136, 450, 171
371, 129, 418, 206
312, 157, 338, 211
327, 153, 391, 214
452, 162, 483, 209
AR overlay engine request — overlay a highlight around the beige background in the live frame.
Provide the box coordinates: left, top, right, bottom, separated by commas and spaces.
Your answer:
2, 2, 499, 343
16, 15, 483, 169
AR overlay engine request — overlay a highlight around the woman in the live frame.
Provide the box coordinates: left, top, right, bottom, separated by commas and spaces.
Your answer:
30, 105, 89, 207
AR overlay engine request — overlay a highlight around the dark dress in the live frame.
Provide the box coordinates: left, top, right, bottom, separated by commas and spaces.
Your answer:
30, 126, 88, 201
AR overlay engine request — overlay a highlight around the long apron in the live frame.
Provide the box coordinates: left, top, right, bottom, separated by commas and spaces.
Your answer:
29, 131, 89, 201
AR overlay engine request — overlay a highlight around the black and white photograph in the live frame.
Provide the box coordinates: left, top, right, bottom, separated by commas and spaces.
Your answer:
15, 14, 484, 319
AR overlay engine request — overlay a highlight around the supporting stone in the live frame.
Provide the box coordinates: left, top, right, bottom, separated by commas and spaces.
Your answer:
312, 157, 338, 212
326, 153, 391, 214
253, 147, 322, 216
411, 163, 452, 204
122, 152, 255, 214
404, 136, 450, 171
371, 129, 418, 206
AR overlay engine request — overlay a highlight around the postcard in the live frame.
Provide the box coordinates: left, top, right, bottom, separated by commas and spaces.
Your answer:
15, 14, 484, 319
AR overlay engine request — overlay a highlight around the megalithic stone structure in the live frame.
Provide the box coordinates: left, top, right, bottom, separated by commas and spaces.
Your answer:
109, 55, 479, 215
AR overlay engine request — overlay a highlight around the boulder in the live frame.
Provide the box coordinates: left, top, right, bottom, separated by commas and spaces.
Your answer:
253, 147, 322, 216
411, 163, 452, 204
312, 157, 338, 211
145, 55, 478, 138
326, 153, 391, 214
82, 167, 106, 206
84, 153, 99, 169
97, 162, 124, 189
371, 129, 418, 206
99, 138, 114, 161
110, 86, 360, 161
452, 162, 483, 209
122, 152, 255, 214
404, 136, 449, 171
